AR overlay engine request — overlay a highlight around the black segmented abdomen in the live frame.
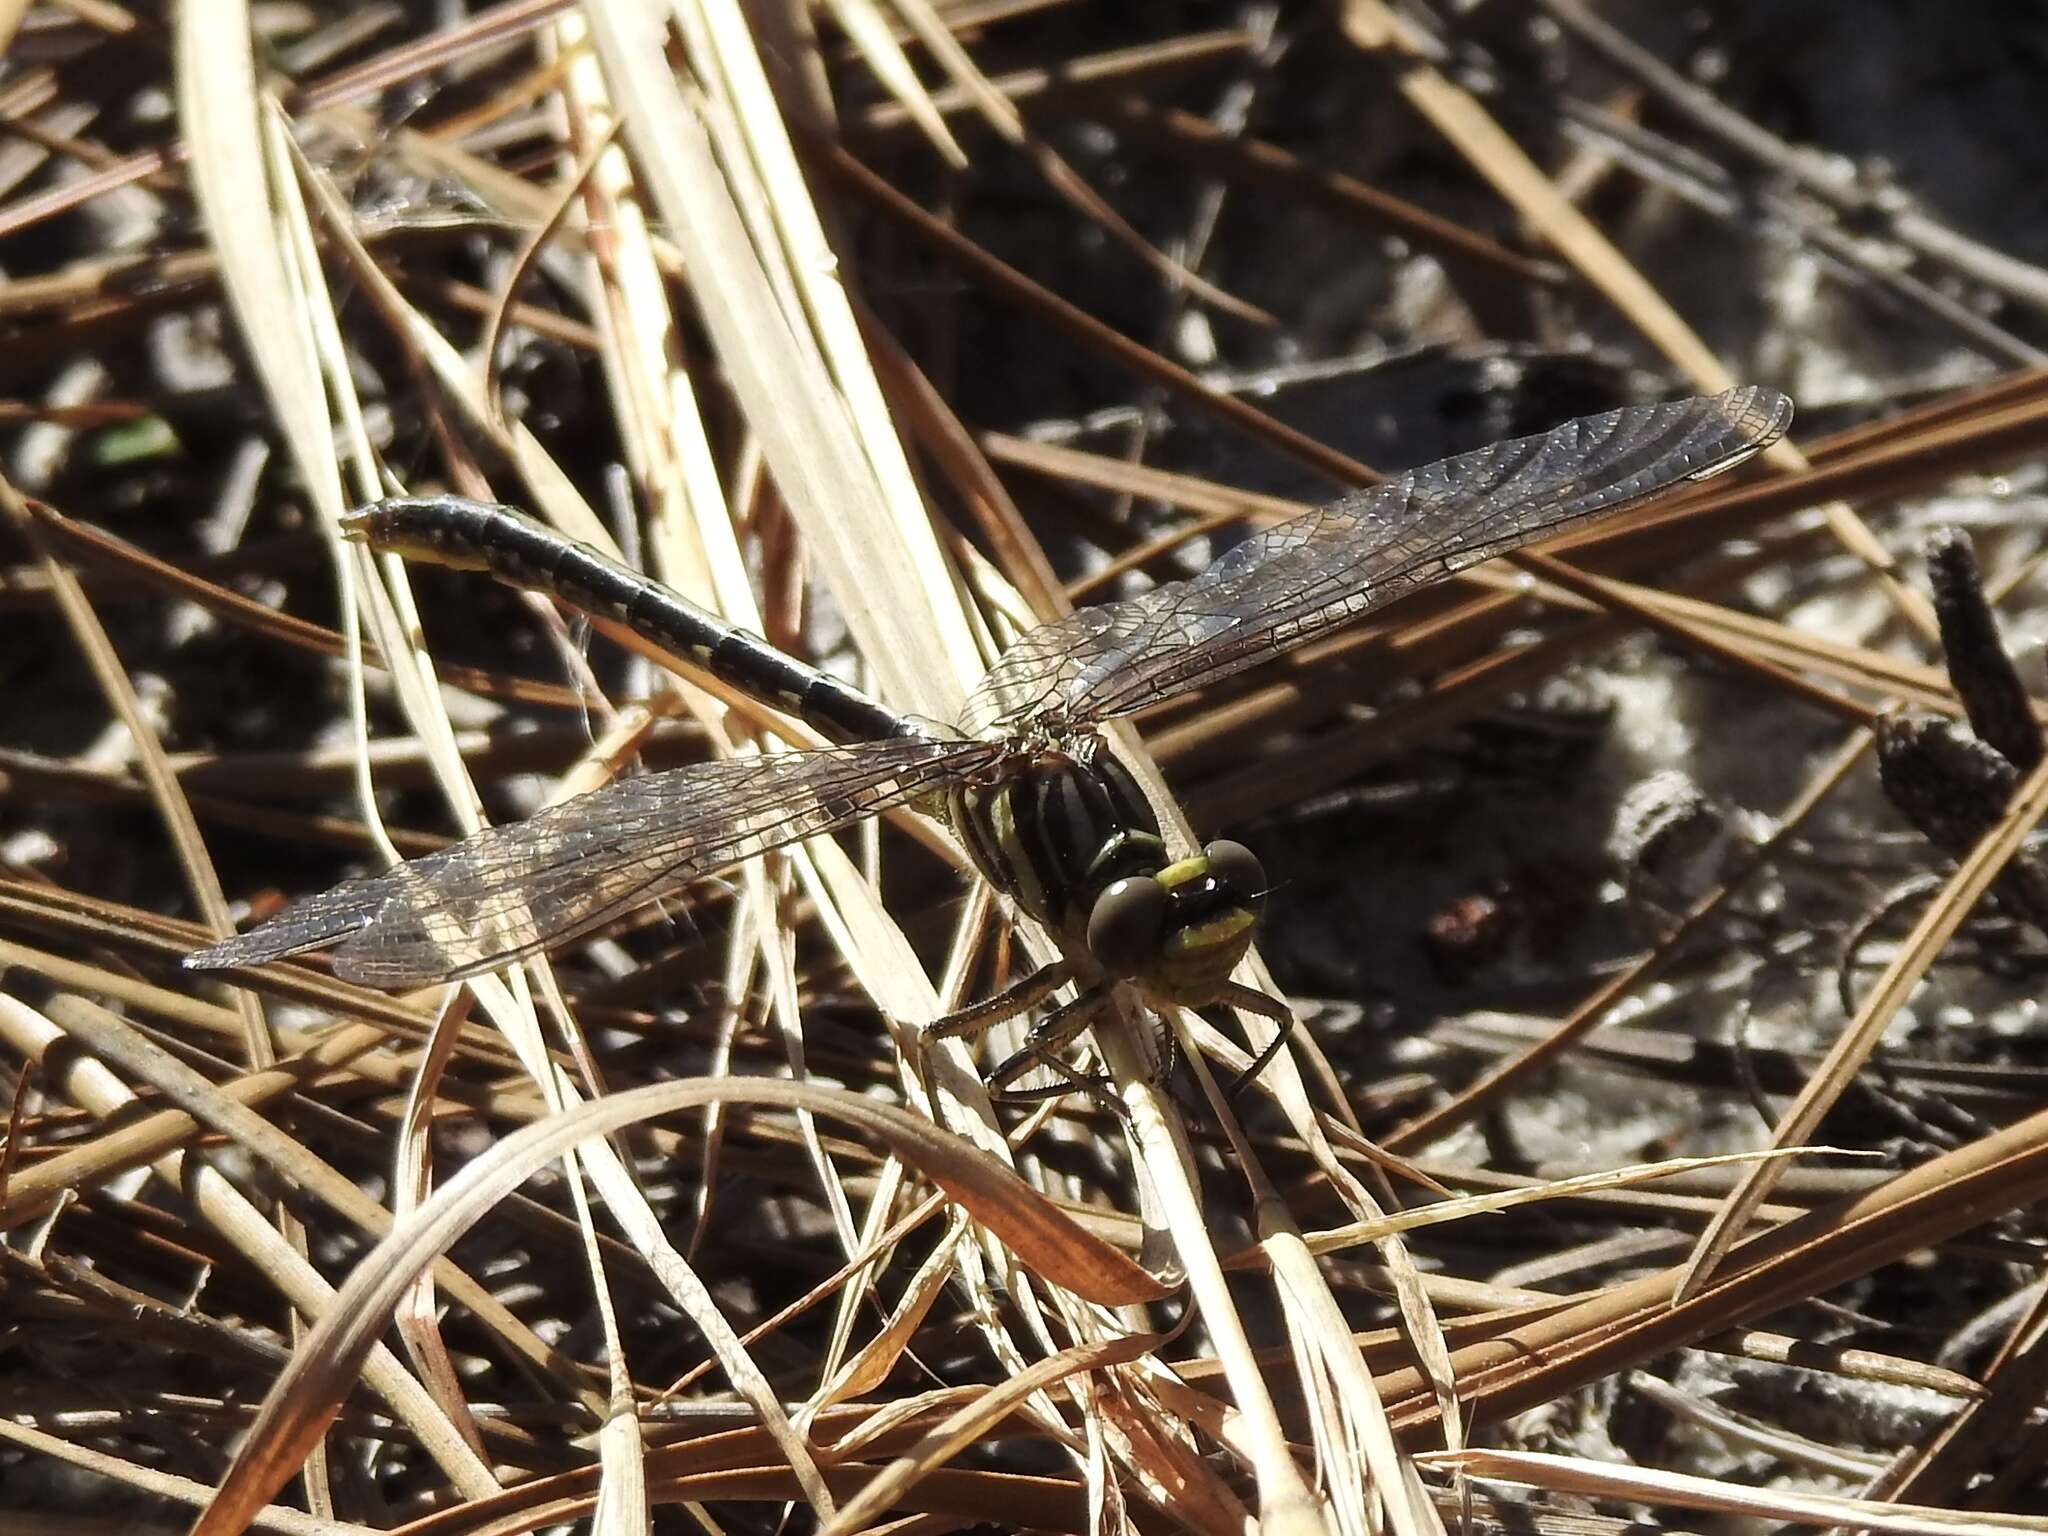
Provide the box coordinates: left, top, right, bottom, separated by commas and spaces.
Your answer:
354, 497, 924, 748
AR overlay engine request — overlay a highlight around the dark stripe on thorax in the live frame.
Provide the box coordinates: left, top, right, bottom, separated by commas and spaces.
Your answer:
949, 755, 1163, 930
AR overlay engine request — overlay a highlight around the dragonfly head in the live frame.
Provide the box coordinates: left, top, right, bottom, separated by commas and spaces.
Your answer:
1086, 839, 1266, 1006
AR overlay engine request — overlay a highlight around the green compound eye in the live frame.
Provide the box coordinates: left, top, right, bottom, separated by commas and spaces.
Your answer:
1087, 876, 1168, 979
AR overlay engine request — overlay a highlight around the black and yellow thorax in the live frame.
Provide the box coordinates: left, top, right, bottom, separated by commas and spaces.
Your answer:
942, 743, 1265, 1007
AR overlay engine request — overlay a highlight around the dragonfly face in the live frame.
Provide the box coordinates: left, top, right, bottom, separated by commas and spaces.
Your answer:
1106, 839, 1266, 1007
942, 742, 1268, 1006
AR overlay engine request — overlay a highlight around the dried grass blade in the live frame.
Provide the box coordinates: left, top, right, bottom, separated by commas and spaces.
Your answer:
818, 1328, 1168, 1536
1304, 1149, 1832, 1254
1102, 1062, 1328, 1533
590, 0, 980, 717
1425, 1448, 2048, 1536
591, 1404, 651, 1536
178, 0, 340, 526
1176, 1036, 1441, 1536
0, 993, 501, 1499
390, 986, 491, 1461
188, 1078, 1170, 1533
817, 1219, 968, 1405
879, 0, 1273, 323
825, 0, 969, 166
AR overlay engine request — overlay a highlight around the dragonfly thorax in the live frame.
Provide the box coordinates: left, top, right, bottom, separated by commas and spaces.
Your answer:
944, 747, 1267, 1006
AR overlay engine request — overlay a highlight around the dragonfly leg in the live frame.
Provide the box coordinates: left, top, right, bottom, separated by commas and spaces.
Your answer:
925, 958, 1073, 1041
1213, 981, 1297, 1100
985, 982, 1114, 1105
994, 1052, 1128, 1123
1148, 1015, 1180, 1089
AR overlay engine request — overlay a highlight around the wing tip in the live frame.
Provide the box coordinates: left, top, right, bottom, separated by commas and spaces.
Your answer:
1719, 383, 1796, 451
182, 935, 260, 972
1676, 385, 1792, 482
185, 916, 449, 988
184, 928, 327, 973
182, 887, 387, 974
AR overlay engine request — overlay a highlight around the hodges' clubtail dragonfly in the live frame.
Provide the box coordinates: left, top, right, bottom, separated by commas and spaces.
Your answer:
187, 387, 1792, 1096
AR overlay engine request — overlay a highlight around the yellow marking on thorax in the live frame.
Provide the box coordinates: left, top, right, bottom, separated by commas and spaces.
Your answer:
986, 787, 1049, 917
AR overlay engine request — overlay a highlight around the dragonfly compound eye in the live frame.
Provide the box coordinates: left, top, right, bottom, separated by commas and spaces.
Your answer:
1087, 876, 1169, 979
1201, 840, 1266, 909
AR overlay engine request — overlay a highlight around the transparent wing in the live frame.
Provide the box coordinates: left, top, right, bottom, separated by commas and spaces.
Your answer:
960, 386, 1792, 735
187, 736, 993, 987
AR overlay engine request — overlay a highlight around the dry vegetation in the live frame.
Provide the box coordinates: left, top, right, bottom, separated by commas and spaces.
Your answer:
5, 2, 2048, 1533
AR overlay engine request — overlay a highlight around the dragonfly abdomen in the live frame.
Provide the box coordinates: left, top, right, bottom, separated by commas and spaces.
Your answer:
348, 497, 923, 747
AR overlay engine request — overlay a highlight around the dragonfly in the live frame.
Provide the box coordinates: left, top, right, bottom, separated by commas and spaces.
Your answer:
187, 386, 1793, 1097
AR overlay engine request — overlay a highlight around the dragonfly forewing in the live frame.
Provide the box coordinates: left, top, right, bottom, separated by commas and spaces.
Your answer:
959, 385, 1791, 735
188, 736, 996, 987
